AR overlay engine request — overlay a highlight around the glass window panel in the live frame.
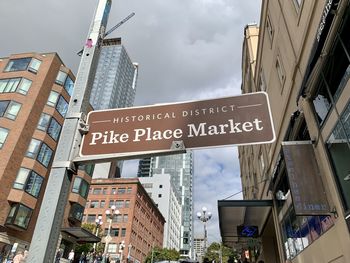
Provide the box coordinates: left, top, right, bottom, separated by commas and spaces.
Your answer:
4, 101, 21, 120
100, 200, 105, 208
121, 228, 126, 237
25, 171, 43, 197
47, 117, 61, 141
37, 143, 53, 167
90, 201, 99, 208
47, 91, 59, 107
72, 177, 82, 193
55, 71, 67, 85
87, 214, 96, 223
13, 168, 30, 190
0, 79, 7, 92
37, 113, 51, 131
0, 101, 9, 117
13, 204, 32, 229
0, 127, 9, 148
26, 139, 41, 158
28, 58, 41, 72
4, 78, 20, 92
80, 179, 89, 198
18, 78, 32, 95
56, 96, 68, 117
64, 76, 74, 96
6, 205, 16, 224
69, 203, 84, 222
5, 58, 31, 72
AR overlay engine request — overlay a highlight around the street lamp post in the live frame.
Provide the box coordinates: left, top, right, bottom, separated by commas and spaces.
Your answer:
104, 205, 120, 256
197, 207, 212, 254
127, 243, 132, 262
94, 215, 103, 252
119, 240, 125, 263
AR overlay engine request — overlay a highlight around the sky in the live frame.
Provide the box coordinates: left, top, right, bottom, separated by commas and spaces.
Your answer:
0, 0, 261, 243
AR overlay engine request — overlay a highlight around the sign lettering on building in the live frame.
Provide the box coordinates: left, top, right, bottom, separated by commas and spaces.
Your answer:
80, 92, 275, 158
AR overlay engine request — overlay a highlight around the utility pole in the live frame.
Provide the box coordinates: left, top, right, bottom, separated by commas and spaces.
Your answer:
26, 1, 112, 262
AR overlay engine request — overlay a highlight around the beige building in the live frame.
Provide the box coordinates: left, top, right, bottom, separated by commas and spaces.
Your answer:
219, 0, 350, 262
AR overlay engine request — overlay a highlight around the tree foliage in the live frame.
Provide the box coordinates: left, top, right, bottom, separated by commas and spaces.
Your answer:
203, 242, 237, 263
144, 247, 180, 263
75, 223, 104, 254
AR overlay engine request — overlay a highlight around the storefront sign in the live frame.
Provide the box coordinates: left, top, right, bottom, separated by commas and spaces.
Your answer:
282, 142, 330, 215
80, 92, 275, 157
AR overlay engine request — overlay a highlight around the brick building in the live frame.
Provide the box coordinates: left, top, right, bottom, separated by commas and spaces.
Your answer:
0, 52, 96, 260
84, 178, 165, 263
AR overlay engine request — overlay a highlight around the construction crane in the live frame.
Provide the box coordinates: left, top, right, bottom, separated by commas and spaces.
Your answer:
77, 12, 135, 55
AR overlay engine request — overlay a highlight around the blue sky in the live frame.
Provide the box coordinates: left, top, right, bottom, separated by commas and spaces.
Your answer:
1, 0, 261, 243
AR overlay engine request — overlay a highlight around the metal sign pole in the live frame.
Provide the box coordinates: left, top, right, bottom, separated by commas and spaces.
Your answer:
27, 1, 111, 262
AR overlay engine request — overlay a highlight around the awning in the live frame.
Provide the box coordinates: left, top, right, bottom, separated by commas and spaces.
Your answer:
218, 200, 273, 248
61, 227, 101, 243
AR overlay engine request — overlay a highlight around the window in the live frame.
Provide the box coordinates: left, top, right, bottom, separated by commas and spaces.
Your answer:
69, 203, 84, 222
47, 91, 59, 107
159, 185, 163, 188
6, 203, 32, 229
5, 58, 31, 72
0, 127, 9, 149
158, 194, 162, 198
127, 187, 132, 193
72, 177, 89, 198
117, 188, 126, 194
121, 228, 126, 237
37, 143, 53, 167
93, 188, 102, 195
100, 200, 105, 208
26, 139, 41, 158
0, 100, 21, 120
327, 101, 350, 211
64, 76, 74, 96
56, 96, 68, 117
111, 228, 120, 237
115, 200, 123, 208
113, 214, 122, 223
87, 214, 96, 223
276, 55, 286, 85
111, 188, 117, 194
78, 164, 95, 177
4, 101, 21, 120
25, 139, 53, 167
266, 15, 274, 42
0, 78, 32, 95
37, 113, 51, 131
28, 58, 41, 73
47, 117, 61, 141
90, 200, 99, 208
55, 71, 68, 85
108, 243, 117, 253
13, 168, 43, 198
281, 207, 334, 260
123, 214, 128, 222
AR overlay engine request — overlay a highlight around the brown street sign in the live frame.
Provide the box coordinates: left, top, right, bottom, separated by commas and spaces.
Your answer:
80, 92, 275, 158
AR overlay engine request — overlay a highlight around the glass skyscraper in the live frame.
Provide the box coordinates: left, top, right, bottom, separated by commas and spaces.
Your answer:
90, 38, 138, 178
138, 152, 194, 257
90, 38, 138, 110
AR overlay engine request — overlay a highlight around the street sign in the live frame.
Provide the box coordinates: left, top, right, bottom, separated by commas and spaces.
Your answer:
80, 92, 275, 159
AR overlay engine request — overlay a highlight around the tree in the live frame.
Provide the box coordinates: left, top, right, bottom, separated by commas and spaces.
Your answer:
203, 242, 237, 263
144, 247, 180, 263
75, 223, 104, 255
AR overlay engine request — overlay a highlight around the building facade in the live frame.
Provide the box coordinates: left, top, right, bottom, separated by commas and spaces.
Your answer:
83, 178, 165, 263
193, 237, 204, 262
0, 52, 96, 260
232, 0, 350, 262
138, 152, 194, 257
139, 173, 182, 250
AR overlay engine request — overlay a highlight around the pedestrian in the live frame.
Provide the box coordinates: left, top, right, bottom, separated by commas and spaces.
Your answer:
68, 249, 75, 263
95, 252, 103, 263
13, 251, 24, 263
79, 251, 87, 263
55, 250, 62, 263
